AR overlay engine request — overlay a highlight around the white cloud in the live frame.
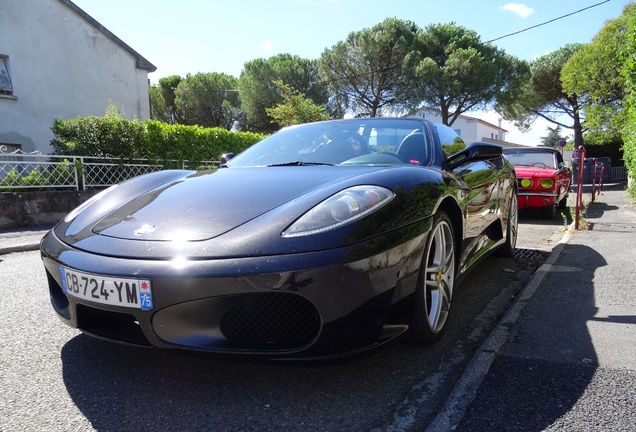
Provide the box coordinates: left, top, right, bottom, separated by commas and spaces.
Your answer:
499, 3, 535, 18
262, 40, 274, 51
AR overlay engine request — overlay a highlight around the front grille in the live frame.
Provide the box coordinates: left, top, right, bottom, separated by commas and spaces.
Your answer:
220, 293, 320, 348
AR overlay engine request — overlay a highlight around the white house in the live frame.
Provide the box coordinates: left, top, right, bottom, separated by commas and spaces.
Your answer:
410, 107, 526, 148
0, 0, 156, 154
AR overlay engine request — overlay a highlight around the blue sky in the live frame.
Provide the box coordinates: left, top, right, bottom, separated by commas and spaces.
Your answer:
71, 0, 630, 145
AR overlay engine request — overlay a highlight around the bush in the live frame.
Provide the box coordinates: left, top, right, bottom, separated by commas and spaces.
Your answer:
51, 116, 147, 159
51, 117, 266, 168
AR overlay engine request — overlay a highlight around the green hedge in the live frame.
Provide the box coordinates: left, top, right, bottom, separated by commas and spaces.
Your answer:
51, 117, 267, 167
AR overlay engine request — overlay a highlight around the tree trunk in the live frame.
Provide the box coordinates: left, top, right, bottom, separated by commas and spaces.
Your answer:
571, 95, 584, 148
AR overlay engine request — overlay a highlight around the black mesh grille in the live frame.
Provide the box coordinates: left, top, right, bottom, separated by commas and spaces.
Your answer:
220, 293, 320, 348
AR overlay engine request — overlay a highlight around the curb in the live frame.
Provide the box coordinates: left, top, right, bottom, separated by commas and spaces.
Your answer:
0, 243, 42, 255
425, 223, 576, 431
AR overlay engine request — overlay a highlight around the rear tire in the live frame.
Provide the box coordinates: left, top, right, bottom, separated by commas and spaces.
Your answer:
408, 211, 455, 344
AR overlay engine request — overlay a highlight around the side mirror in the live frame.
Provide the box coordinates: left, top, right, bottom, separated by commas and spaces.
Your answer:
445, 142, 502, 170
219, 152, 235, 167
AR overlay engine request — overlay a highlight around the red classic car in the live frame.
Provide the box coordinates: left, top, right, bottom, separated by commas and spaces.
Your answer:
503, 147, 572, 219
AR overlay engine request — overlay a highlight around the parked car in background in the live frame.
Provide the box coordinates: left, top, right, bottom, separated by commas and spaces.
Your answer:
41, 118, 518, 361
503, 147, 572, 219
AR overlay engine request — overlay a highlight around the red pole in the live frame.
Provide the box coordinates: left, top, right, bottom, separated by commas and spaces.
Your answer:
591, 158, 598, 203
575, 146, 586, 230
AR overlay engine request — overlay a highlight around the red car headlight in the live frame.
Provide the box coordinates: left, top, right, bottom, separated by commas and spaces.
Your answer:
540, 178, 554, 189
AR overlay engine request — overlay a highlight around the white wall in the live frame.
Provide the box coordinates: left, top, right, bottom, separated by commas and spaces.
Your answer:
413, 108, 507, 144
0, 0, 152, 154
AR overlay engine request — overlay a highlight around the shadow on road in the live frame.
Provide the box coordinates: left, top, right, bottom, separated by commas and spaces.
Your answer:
518, 207, 572, 227
58, 253, 539, 431
456, 243, 605, 431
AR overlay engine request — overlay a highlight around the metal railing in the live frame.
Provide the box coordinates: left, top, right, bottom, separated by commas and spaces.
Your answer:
611, 166, 627, 181
573, 146, 606, 230
0, 151, 219, 191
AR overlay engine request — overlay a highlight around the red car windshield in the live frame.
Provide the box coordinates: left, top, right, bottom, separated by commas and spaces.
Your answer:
504, 151, 557, 169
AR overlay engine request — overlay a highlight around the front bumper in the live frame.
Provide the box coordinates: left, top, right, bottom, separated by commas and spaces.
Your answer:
41, 226, 428, 360
517, 191, 558, 209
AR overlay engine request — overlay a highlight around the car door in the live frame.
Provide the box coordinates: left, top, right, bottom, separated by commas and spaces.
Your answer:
435, 124, 501, 245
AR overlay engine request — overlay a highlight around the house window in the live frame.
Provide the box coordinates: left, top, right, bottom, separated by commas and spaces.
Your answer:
0, 56, 14, 95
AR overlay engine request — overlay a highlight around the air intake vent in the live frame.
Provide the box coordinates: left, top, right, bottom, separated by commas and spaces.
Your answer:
221, 293, 320, 348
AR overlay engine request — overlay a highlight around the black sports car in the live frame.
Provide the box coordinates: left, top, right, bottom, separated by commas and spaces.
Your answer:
41, 118, 518, 360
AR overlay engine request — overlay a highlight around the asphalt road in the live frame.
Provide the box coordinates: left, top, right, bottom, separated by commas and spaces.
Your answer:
0, 213, 566, 432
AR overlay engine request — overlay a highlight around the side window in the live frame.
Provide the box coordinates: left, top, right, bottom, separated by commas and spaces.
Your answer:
0, 56, 14, 96
435, 123, 466, 157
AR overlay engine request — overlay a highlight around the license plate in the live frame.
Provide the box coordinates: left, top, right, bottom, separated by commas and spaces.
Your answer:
60, 267, 153, 310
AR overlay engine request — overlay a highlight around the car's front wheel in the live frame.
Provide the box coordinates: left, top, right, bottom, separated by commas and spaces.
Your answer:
408, 211, 455, 344
495, 192, 518, 257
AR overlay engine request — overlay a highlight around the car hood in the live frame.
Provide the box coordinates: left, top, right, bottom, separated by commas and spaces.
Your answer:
513, 166, 557, 178
80, 167, 383, 242
50, 165, 444, 260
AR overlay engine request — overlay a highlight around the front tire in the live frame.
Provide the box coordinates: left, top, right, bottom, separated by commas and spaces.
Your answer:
495, 192, 518, 257
408, 211, 456, 344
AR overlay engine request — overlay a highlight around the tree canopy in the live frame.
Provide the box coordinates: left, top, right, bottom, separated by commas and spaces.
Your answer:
318, 18, 420, 117
149, 75, 183, 124
149, 21, 527, 135
497, 44, 585, 146
238, 54, 330, 133
174, 72, 241, 130
265, 81, 329, 127
561, 3, 635, 140
410, 23, 529, 126
540, 126, 567, 148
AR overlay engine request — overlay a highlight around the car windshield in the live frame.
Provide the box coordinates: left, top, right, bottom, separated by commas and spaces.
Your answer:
503, 150, 557, 168
228, 119, 430, 167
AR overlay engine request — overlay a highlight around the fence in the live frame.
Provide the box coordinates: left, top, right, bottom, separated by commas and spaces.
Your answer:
0, 151, 219, 191
611, 165, 628, 181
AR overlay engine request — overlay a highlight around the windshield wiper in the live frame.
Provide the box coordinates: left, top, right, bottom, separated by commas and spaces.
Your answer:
266, 161, 334, 167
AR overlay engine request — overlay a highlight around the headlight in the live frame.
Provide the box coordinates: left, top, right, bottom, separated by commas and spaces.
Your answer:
282, 186, 395, 237
519, 178, 532, 188
540, 178, 554, 189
